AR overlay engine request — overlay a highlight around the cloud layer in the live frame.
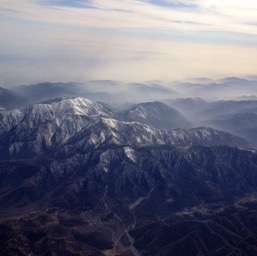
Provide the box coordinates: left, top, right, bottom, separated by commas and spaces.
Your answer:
1, 0, 257, 86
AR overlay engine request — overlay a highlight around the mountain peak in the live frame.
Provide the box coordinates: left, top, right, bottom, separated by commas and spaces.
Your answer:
117, 101, 191, 129
30, 97, 111, 117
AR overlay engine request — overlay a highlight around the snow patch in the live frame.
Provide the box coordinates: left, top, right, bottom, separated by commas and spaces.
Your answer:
124, 146, 136, 162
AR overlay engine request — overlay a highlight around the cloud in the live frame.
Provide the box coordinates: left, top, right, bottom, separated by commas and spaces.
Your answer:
145, 0, 200, 10
1, 0, 257, 34
0, 0, 257, 86
39, 0, 94, 8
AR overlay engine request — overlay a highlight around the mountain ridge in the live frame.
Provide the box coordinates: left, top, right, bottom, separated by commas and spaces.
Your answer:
0, 97, 249, 160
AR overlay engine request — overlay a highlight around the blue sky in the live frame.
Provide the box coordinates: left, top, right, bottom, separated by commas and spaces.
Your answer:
1, 0, 257, 86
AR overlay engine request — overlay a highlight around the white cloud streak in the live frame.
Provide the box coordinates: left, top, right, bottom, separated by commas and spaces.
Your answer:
1, 0, 257, 33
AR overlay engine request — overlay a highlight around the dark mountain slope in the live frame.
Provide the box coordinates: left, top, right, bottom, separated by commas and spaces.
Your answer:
0, 86, 25, 109
0, 145, 257, 255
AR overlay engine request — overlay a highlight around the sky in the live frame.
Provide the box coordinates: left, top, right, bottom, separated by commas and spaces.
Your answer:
1, 0, 257, 86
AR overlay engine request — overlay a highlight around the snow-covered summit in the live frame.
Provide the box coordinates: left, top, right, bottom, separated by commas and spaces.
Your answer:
32, 97, 112, 117
0, 97, 112, 134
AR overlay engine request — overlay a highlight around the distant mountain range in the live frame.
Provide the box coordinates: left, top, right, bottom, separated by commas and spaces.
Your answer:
1, 81, 182, 110
0, 86, 25, 109
174, 76, 257, 100
168, 97, 257, 146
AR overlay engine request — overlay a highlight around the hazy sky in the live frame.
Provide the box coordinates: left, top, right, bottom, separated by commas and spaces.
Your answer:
1, 0, 257, 86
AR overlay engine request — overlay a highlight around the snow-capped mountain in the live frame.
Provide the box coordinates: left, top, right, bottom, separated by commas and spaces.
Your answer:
0, 97, 248, 159
117, 101, 191, 129
0, 98, 113, 157
61, 118, 247, 154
